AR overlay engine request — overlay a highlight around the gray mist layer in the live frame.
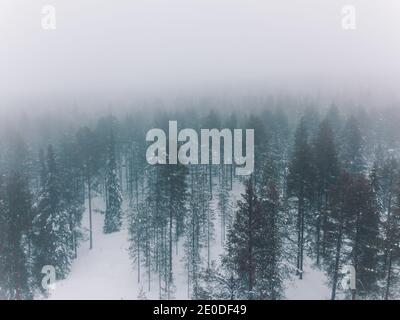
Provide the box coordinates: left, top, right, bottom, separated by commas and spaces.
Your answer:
1, 0, 399, 116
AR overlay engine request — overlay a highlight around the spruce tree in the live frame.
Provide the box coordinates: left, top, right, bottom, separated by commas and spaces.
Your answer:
225, 179, 264, 299
287, 118, 315, 277
103, 130, 123, 233
325, 171, 352, 300
345, 175, 380, 298
32, 145, 74, 286
76, 127, 101, 249
128, 201, 152, 287
218, 165, 231, 244
167, 164, 188, 294
59, 139, 85, 258
184, 166, 204, 299
0, 172, 33, 299
341, 116, 366, 174
384, 191, 400, 299
313, 119, 340, 263
379, 158, 400, 299
0, 176, 6, 299
258, 156, 285, 299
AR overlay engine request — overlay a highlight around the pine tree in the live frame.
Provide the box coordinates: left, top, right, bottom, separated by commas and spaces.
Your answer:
32, 145, 74, 287
341, 116, 366, 175
166, 163, 188, 295
104, 130, 123, 233
59, 139, 85, 259
270, 108, 290, 192
76, 127, 101, 249
379, 158, 400, 299
325, 171, 352, 300
218, 165, 232, 244
38, 149, 47, 191
287, 118, 315, 278
0, 172, 33, 299
373, 156, 400, 299
225, 179, 264, 299
258, 156, 285, 299
184, 166, 204, 299
0, 176, 6, 299
345, 175, 380, 298
144, 163, 168, 299
144, 156, 188, 298
128, 201, 152, 288
313, 119, 340, 264
383, 191, 400, 299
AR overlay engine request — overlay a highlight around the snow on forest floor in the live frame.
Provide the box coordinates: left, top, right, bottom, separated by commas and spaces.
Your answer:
46, 186, 331, 300
285, 258, 331, 300
47, 195, 226, 300
48, 197, 138, 300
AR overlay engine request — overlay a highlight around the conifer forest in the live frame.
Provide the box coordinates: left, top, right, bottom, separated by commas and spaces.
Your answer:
1, 0, 400, 301
1, 101, 400, 300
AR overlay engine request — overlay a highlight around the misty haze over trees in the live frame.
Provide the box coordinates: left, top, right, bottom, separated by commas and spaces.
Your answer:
1, 96, 400, 300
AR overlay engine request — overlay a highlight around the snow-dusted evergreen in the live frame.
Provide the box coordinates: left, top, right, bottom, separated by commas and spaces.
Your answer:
103, 130, 123, 234
32, 146, 75, 283
2, 102, 400, 300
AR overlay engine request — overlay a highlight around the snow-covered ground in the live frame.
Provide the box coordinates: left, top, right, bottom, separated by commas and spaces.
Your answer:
285, 258, 331, 300
48, 197, 138, 299
47, 196, 196, 299
47, 186, 331, 300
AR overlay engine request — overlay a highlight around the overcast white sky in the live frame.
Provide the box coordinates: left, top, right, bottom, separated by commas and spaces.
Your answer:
1, 0, 399, 112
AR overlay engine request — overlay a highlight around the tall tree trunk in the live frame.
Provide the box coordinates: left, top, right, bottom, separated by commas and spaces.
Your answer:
209, 164, 212, 199
169, 202, 173, 294
207, 207, 210, 269
300, 198, 305, 279
321, 192, 328, 257
88, 173, 93, 250
137, 232, 141, 283
230, 164, 233, 190
385, 249, 393, 300
331, 223, 343, 300
316, 196, 322, 265
248, 192, 254, 297
297, 193, 304, 279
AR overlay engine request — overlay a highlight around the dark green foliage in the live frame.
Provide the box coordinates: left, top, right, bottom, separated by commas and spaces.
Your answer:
225, 179, 276, 299
287, 118, 315, 277
341, 116, 366, 174
32, 146, 74, 284
0, 173, 33, 299
104, 130, 123, 233
257, 157, 285, 299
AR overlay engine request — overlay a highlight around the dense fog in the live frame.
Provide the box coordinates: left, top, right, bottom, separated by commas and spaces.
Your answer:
1, 0, 399, 116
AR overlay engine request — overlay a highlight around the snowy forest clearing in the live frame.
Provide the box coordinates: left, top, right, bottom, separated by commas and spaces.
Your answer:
46, 194, 331, 300
47, 198, 138, 300
47, 188, 241, 300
